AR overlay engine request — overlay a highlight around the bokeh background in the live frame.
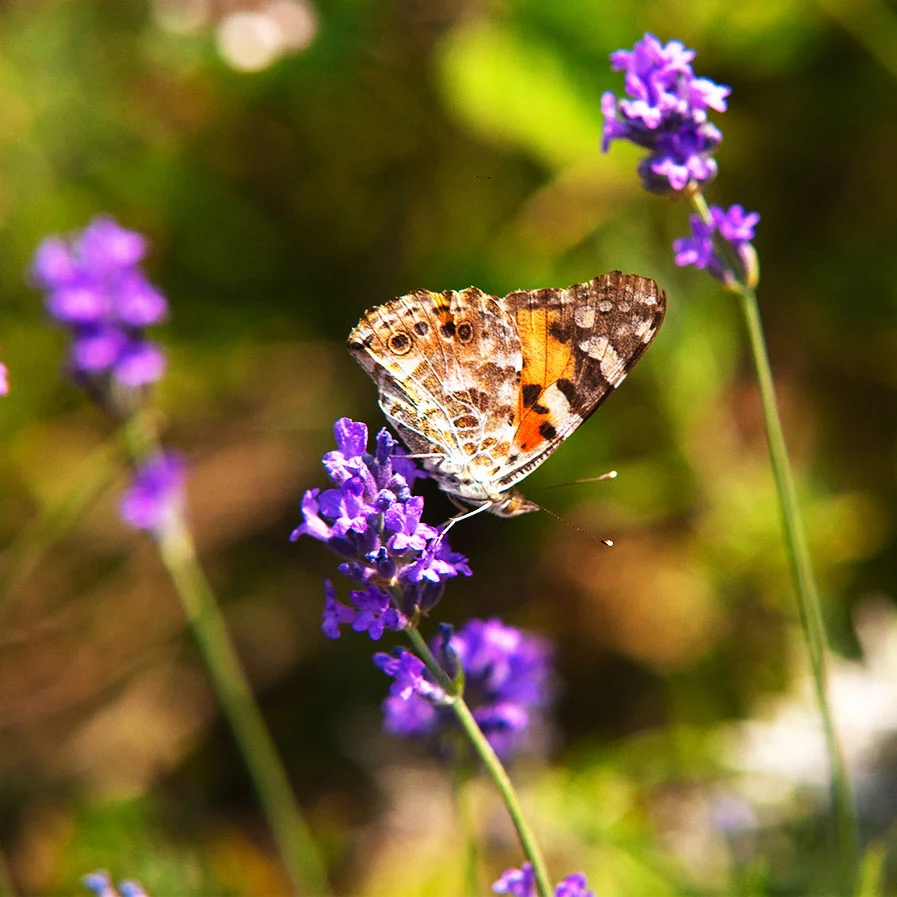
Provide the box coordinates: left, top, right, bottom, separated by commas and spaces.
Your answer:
1, 0, 896, 894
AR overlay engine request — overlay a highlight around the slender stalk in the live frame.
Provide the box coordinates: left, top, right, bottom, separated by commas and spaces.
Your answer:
406, 626, 553, 897
688, 192, 859, 890
737, 288, 858, 877
123, 421, 328, 896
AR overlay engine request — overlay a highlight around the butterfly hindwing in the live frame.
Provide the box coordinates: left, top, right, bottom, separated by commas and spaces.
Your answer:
347, 288, 523, 500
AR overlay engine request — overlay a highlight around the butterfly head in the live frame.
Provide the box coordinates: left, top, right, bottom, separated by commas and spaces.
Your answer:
488, 489, 541, 518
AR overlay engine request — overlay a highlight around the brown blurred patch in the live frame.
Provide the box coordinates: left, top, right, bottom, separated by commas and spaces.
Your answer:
552, 531, 725, 672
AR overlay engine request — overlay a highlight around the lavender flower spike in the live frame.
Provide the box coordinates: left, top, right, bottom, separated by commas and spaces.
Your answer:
120, 451, 186, 535
673, 203, 760, 289
293, 418, 471, 638
30, 216, 168, 394
493, 863, 595, 897
83, 871, 150, 897
376, 618, 553, 759
601, 33, 730, 194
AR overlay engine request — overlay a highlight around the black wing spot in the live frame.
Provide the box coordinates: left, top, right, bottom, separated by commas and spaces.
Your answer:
522, 383, 542, 407
441, 321, 456, 338
549, 319, 574, 344
457, 321, 473, 342
539, 422, 557, 440
388, 332, 412, 354
532, 403, 549, 415
413, 321, 430, 336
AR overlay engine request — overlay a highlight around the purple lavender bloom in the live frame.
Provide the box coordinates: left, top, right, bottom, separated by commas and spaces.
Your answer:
493, 864, 594, 897
83, 872, 149, 897
0, 351, 7, 396
119, 452, 186, 534
374, 649, 447, 702
493, 863, 536, 897
602, 33, 730, 193
293, 418, 471, 637
554, 873, 595, 897
30, 216, 168, 392
117, 884, 150, 897
376, 618, 552, 759
673, 203, 760, 288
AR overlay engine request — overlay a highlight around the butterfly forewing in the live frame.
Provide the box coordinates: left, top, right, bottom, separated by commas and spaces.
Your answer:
497, 272, 665, 490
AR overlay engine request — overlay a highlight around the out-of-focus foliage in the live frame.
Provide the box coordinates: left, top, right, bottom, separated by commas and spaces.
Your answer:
1, 0, 896, 894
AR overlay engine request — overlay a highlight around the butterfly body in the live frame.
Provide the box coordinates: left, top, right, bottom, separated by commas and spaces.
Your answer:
348, 271, 666, 516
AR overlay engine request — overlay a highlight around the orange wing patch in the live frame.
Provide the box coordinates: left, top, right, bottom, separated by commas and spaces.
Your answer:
512, 305, 575, 452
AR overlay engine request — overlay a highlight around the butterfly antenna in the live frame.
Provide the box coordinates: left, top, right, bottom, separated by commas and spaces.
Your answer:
535, 469, 618, 492
532, 501, 614, 547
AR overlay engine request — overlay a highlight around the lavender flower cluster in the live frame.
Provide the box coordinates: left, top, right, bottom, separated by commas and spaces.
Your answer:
83, 871, 148, 897
602, 33, 760, 288
494, 863, 594, 897
295, 419, 556, 762
601, 33, 729, 194
119, 451, 186, 536
673, 203, 760, 289
31, 216, 168, 392
375, 618, 553, 759
292, 417, 471, 636
30, 218, 185, 534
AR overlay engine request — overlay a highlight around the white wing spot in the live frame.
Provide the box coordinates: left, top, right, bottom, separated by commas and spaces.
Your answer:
598, 300, 614, 313
599, 343, 624, 383
581, 334, 609, 359
632, 318, 652, 339
574, 306, 595, 328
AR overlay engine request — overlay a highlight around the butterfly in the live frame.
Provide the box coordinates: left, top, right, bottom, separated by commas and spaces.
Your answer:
348, 271, 666, 518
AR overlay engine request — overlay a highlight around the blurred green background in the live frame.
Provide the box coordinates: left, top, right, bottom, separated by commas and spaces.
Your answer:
1, 0, 897, 894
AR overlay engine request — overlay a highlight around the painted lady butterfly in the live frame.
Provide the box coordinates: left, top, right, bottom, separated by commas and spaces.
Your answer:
348, 271, 666, 518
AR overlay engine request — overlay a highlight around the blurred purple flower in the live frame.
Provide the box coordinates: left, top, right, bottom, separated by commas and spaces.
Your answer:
83, 871, 149, 897
601, 33, 729, 193
493, 864, 594, 897
0, 353, 7, 396
30, 216, 168, 391
293, 418, 471, 637
375, 648, 447, 702
376, 618, 553, 759
120, 452, 186, 534
553, 874, 595, 897
673, 204, 760, 288
493, 863, 536, 897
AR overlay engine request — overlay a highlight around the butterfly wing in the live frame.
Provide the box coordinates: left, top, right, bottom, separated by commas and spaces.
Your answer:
348, 288, 523, 501
495, 271, 666, 492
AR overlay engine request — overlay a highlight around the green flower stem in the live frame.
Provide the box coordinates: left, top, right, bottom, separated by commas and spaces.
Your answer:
405, 626, 553, 897
688, 192, 859, 889
123, 419, 328, 896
